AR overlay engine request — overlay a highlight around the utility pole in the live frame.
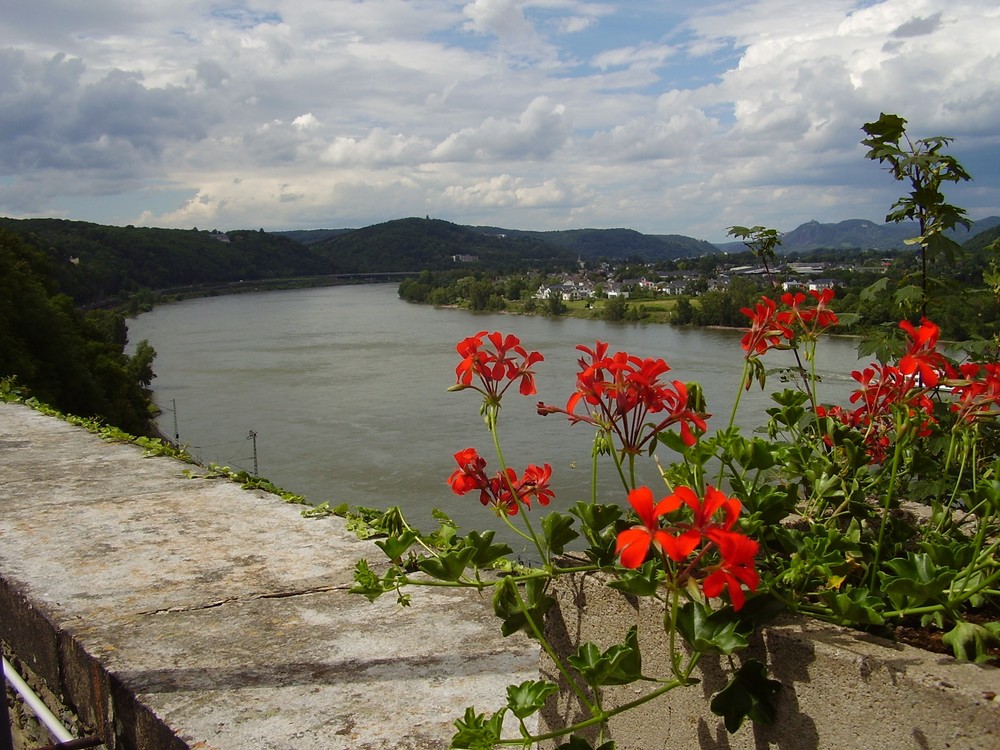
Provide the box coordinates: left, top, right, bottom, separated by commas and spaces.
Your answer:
247, 430, 258, 476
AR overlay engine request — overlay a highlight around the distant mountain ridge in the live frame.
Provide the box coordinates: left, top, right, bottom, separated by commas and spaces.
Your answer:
715, 216, 1000, 253
281, 216, 1000, 260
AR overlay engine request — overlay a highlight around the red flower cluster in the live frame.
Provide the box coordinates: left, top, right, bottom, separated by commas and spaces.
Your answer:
950, 361, 1000, 424
615, 485, 759, 610
898, 318, 948, 388
817, 319, 948, 462
447, 448, 554, 516
537, 341, 708, 453
779, 288, 839, 338
739, 296, 792, 357
455, 331, 543, 403
739, 289, 840, 360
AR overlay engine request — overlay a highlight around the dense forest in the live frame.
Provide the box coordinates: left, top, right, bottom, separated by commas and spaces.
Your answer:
308, 217, 577, 274
0, 228, 156, 434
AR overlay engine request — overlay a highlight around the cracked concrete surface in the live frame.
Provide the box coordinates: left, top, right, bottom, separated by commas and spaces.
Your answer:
0, 403, 539, 749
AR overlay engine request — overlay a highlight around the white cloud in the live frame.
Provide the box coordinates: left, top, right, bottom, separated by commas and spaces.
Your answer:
321, 128, 430, 167
432, 96, 571, 161
0, 0, 997, 237
591, 43, 673, 71
443, 174, 575, 208
292, 113, 320, 130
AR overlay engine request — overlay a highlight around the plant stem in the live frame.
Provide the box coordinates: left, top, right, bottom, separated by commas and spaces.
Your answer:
511, 580, 597, 714
869, 418, 906, 590
490, 419, 547, 564
496, 678, 688, 746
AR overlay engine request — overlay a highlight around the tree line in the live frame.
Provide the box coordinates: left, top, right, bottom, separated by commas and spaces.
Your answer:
0, 228, 156, 435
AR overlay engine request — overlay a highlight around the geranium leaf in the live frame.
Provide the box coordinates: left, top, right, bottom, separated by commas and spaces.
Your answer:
941, 620, 1000, 663
567, 626, 643, 687
374, 529, 418, 561
606, 559, 664, 596
710, 659, 782, 733
464, 529, 512, 567
675, 601, 748, 655
417, 547, 475, 582
542, 512, 579, 555
451, 706, 505, 749
505, 679, 559, 719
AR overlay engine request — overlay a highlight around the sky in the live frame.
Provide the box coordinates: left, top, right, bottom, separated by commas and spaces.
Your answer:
1, 0, 998, 242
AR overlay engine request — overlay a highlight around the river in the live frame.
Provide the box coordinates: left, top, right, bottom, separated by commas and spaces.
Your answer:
127, 283, 863, 547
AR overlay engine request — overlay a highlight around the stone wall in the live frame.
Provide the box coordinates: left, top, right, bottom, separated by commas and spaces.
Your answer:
0, 402, 538, 749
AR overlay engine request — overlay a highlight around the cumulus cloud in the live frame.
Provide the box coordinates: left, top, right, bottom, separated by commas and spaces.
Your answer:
321, 128, 430, 166
0, 50, 213, 175
0, 0, 997, 237
443, 174, 575, 208
432, 96, 571, 161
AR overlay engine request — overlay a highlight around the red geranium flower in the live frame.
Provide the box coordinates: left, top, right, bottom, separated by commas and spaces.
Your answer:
515, 463, 555, 509
778, 288, 839, 336
740, 296, 793, 357
447, 448, 554, 516
615, 486, 697, 568
615, 485, 759, 610
820, 360, 938, 463
538, 341, 708, 454
454, 331, 544, 403
675, 484, 742, 537
899, 318, 948, 388
701, 532, 760, 611
447, 448, 491, 505
949, 362, 1000, 423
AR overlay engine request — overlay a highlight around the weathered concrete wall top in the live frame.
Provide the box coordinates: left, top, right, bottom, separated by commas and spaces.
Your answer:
0, 402, 538, 749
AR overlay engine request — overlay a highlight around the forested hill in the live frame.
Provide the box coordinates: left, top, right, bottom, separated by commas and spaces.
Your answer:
0, 218, 329, 306
0, 216, 578, 307
309, 217, 576, 273
8, 214, 997, 312
468, 226, 716, 260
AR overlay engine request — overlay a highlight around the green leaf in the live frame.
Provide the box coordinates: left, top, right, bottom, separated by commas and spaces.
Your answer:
492, 577, 555, 638
505, 679, 559, 719
859, 276, 889, 303
675, 601, 749, 656
349, 559, 389, 603
710, 659, 782, 733
862, 113, 907, 145
657, 427, 692, 453
417, 547, 475, 582
542, 512, 580, 555
374, 529, 418, 561
567, 626, 643, 687
880, 553, 951, 611
451, 706, 506, 749
820, 587, 885, 626
464, 529, 512, 568
606, 559, 664, 596
941, 621, 1000, 663
569, 501, 622, 533
569, 501, 622, 565
892, 284, 923, 309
